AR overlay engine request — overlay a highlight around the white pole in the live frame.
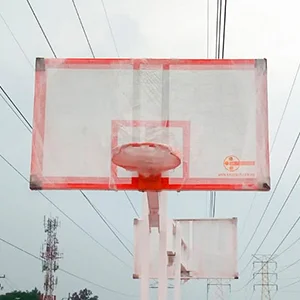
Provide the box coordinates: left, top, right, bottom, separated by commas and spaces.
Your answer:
174, 224, 181, 300
158, 192, 168, 300
141, 195, 150, 300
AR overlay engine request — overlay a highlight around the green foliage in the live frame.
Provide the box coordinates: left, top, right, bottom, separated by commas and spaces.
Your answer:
0, 288, 41, 300
70, 289, 98, 300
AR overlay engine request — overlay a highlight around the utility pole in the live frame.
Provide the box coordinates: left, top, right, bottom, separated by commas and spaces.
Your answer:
253, 254, 278, 300
40, 217, 63, 300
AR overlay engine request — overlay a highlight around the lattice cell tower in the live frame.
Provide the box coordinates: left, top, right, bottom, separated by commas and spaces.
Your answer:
40, 216, 62, 300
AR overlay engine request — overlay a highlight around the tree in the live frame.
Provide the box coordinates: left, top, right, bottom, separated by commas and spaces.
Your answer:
0, 288, 41, 300
70, 289, 98, 300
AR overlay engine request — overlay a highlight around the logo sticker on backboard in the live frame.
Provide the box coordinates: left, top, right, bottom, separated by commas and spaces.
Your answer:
223, 156, 255, 172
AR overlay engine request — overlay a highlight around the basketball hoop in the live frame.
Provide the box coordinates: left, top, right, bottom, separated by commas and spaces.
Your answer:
111, 142, 181, 178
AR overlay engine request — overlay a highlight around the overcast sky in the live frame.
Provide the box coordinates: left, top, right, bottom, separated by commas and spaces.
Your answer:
1, 0, 300, 299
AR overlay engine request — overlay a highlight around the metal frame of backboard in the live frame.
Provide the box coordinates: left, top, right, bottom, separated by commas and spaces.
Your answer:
133, 217, 238, 280
30, 58, 270, 192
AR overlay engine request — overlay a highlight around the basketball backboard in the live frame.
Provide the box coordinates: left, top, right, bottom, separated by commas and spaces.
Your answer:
133, 218, 238, 279
30, 58, 270, 191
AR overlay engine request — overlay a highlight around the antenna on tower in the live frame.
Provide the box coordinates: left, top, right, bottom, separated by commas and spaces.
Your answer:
40, 216, 63, 300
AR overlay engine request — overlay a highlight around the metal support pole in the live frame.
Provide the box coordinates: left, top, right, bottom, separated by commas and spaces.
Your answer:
158, 192, 168, 300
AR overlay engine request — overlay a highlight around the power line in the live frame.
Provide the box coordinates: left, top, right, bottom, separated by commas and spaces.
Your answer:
89, 201, 133, 246
2, 82, 134, 251
0, 12, 33, 68
71, 0, 95, 58
221, 0, 227, 59
235, 194, 300, 291
281, 278, 300, 290
276, 236, 300, 260
0, 86, 32, 130
124, 191, 139, 218
206, 1, 228, 298
239, 130, 300, 264
0, 152, 130, 269
278, 257, 300, 274
80, 191, 133, 256
70, 3, 139, 219
26, 0, 139, 223
0, 86, 156, 282
0, 236, 136, 297
1, 83, 136, 255
4, 277, 16, 291
25, 0, 56, 57
217, 0, 222, 59
215, 0, 220, 59
206, 0, 209, 58
238, 62, 300, 261
239, 194, 257, 238
252, 170, 300, 254
270, 62, 300, 152
26, 0, 139, 222
3, 3, 139, 258
0, 93, 32, 132
99, 0, 119, 56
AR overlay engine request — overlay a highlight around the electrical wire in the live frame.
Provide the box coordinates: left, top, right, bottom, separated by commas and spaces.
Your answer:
278, 257, 300, 274
70, 3, 139, 219
276, 235, 300, 258
221, 0, 227, 59
71, 0, 95, 58
0, 65, 137, 265
252, 170, 300, 254
89, 201, 133, 246
239, 129, 300, 266
99, 0, 119, 56
4, 280, 14, 291
215, 0, 220, 59
238, 61, 300, 261
0, 152, 131, 269
206, 0, 209, 58
0, 86, 135, 252
81, 192, 159, 292
0, 236, 136, 297
217, 0, 222, 59
0, 12, 33, 68
124, 191, 139, 217
0, 93, 32, 133
1, 12, 139, 256
0, 86, 32, 130
270, 62, 300, 153
235, 194, 300, 291
28, 0, 139, 222
239, 194, 257, 238
281, 278, 300, 290
2, 276, 18, 291
25, 0, 56, 57
80, 191, 133, 256
0, 6, 141, 283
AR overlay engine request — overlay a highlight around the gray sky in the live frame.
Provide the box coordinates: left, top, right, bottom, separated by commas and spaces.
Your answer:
0, 0, 300, 299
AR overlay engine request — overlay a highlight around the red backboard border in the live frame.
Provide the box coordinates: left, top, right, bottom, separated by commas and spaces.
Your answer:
30, 58, 270, 192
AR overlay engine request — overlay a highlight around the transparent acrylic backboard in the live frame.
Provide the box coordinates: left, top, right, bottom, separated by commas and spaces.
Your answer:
133, 218, 238, 279
30, 58, 270, 191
